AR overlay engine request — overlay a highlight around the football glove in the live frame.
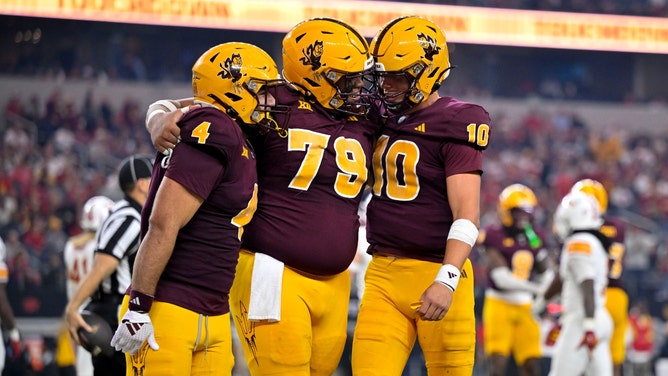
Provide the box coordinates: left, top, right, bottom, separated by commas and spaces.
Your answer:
111, 310, 159, 354
545, 323, 561, 346
579, 330, 598, 354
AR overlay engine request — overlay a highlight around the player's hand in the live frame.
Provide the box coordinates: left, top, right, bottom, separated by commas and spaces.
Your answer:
579, 330, 598, 355
7, 328, 22, 361
544, 323, 561, 346
149, 105, 199, 154
414, 282, 453, 321
65, 306, 93, 345
111, 310, 159, 354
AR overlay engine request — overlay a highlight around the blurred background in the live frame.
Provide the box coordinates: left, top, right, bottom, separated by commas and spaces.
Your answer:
1, 0, 668, 375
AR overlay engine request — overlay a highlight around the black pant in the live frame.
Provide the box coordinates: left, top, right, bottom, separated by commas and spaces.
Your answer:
85, 298, 126, 376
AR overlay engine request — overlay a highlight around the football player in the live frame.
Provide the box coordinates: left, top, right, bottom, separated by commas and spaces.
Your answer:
65, 155, 153, 376
571, 178, 627, 376
351, 16, 491, 376
57, 196, 114, 376
0, 235, 21, 374
110, 42, 277, 375
549, 191, 613, 376
478, 184, 554, 376
144, 18, 379, 375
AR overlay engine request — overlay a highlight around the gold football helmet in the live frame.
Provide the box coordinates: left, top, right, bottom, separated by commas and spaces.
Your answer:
370, 16, 451, 114
192, 42, 285, 127
571, 178, 608, 214
282, 17, 375, 116
498, 184, 538, 227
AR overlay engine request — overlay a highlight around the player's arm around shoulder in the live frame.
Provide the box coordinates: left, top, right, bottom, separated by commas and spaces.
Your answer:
146, 98, 200, 153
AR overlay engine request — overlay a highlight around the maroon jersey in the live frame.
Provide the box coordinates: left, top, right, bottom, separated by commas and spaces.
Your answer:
241, 85, 380, 275
601, 216, 625, 289
366, 96, 490, 263
481, 225, 549, 291
142, 107, 257, 316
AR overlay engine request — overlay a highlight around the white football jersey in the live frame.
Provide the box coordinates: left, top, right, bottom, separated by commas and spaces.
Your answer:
63, 233, 97, 306
559, 232, 609, 316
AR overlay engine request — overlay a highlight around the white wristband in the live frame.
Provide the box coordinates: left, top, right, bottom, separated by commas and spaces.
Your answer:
583, 318, 596, 331
146, 100, 178, 128
153, 99, 178, 113
447, 219, 479, 247
146, 109, 166, 127
435, 264, 460, 292
8, 328, 20, 342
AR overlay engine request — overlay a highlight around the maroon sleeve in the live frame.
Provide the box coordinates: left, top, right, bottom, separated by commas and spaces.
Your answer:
443, 142, 483, 177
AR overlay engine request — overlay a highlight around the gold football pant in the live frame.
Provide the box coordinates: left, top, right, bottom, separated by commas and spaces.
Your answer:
352, 256, 476, 376
606, 286, 629, 365
229, 250, 350, 376
119, 295, 234, 376
482, 295, 542, 365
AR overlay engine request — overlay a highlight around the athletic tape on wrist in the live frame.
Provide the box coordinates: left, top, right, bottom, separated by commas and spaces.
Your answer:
583, 318, 596, 331
447, 219, 479, 247
146, 109, 165, 127
153, 99, 178, 113
146, 100, 177, 128
435, 264, 460, 292
8, 328, 20, 342
129, 289, 154, 313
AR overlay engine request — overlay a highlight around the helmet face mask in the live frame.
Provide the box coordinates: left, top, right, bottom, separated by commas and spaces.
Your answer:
371, 16, 451, 115
192, 42, 287, 131
375, 70, 419, 114
282, 17, 375, 117
326, 68, 376, 116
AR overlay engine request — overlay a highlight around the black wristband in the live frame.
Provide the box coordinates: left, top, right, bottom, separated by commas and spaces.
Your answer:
129, 289, 154, 313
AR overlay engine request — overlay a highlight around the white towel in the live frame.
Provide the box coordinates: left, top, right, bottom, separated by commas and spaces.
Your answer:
248, 252, 284, 322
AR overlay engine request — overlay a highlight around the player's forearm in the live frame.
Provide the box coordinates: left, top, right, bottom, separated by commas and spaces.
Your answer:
146, 99, 179, 131
131, 238, 174, 297
581, 279, 596, 318
66, 270, 105, 314
489, 267, 540, 294
130, 212, 182, 296
66, 255, 118, 313
146, 98, 195, 130
0, 287, 17, 329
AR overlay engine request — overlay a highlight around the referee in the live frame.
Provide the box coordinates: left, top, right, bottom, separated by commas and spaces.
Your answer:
65, 155, 153, 376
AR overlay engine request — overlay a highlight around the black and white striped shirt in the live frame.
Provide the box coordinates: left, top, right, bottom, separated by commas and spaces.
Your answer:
94, 196, 142, 298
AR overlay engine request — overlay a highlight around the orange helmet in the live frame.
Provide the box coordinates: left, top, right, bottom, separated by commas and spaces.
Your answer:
498, 184, 538, 227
